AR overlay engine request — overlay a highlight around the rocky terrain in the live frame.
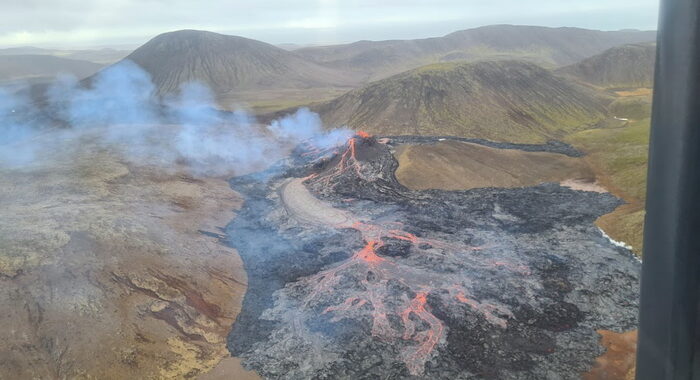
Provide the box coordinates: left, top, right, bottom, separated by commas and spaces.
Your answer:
226, 134, 641, 379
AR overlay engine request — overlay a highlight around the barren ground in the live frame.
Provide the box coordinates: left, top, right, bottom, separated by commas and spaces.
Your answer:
0, 132, 258, 379
279, 178, 355, 226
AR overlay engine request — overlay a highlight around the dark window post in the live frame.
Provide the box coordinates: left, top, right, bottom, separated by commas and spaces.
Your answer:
636, 0, 700, 378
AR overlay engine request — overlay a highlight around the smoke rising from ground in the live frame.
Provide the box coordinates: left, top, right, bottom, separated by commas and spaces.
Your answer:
0, 60, 352, 175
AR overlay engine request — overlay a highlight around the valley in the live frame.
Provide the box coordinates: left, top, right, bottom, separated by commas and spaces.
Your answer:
0, 23, 656, 379
226, 134, 641, 379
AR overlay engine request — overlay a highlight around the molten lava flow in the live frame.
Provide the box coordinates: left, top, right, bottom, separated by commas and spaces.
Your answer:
401, 292, 445, 375
299, 215, 519, 375
295, 136, 527, 375
356, 130, 372, 139
302, 133, 370, 187
356, 240, 385, 264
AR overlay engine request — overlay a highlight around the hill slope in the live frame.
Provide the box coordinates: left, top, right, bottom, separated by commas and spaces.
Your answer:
314, 60, 608, 143
565, 118, 650, 253
297, 25, 656, 81
0, 55, 104, 84
64, 49, 132, 64
556, 43, 656, 88
121, 30, 359, 96
0, 47, 54, 56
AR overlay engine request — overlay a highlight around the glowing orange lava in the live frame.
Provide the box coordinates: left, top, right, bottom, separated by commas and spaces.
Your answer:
305, 136, 365, 187
357, 241, 385, 264
297, 135, 524, 375
400, 292, 444, 375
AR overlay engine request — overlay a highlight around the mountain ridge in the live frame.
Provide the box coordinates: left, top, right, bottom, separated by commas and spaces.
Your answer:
118, 29, 360, 97
556, 42, 656, 88
0, 54, 104, 85
296, 24, 657, 81
312, 60, 609, 143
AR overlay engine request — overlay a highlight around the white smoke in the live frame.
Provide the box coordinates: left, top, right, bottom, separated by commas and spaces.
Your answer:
0, 60, 353, 175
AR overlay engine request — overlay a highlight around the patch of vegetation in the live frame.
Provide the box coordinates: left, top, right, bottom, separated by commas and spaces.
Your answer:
566, 118, 650, 254
608, 96, 652, 120
613, 88, 653, 97
245, 98, 320, 114
438, 44, 558, 67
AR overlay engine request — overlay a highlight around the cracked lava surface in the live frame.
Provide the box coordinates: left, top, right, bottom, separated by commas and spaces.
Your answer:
225, 134, 641, 379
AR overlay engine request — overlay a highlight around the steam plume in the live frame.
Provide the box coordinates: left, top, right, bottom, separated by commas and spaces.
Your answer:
0, 61, 352, 175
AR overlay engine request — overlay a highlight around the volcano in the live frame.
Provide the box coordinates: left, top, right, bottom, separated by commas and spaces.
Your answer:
225, 134, 640, 379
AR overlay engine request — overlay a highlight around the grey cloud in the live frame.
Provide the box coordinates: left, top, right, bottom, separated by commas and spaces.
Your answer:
0, 0, 659, 48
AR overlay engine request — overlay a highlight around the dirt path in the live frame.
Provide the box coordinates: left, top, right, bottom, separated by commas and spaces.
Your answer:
280, 178, 355, 226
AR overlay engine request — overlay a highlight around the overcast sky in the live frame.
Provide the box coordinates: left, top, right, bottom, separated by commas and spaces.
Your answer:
0, 0, 659, 49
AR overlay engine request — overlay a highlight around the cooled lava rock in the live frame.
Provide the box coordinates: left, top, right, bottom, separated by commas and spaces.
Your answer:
226, 135, 641, 380
376, 237, 413, 257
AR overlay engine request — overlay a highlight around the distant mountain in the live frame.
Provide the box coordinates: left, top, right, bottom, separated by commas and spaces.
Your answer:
64, 49, 131, 65
0, 47, 54, 56
276, 43, 304, 51
296, 25, 656, 81
275, 43, 320, 51
313, 60, 608, 143
120, 30, 360, 97
0, 47, 130, 64
0, 55, 104, 84
556, 43, 656, 88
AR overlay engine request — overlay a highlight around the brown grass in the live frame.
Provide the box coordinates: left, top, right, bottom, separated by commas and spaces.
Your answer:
583, 330, 638, 380
614, 88, 653, 97
394, 141, 594, 191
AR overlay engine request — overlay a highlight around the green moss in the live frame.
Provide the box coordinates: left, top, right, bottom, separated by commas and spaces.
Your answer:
247, 99, 315, 114
320, 60, 608, 144
608, 97, 653, 120
409, 62, 461, 75
566, 118, 650, 254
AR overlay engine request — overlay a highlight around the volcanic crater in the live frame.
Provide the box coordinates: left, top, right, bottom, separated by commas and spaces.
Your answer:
225, 134, 641, 379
